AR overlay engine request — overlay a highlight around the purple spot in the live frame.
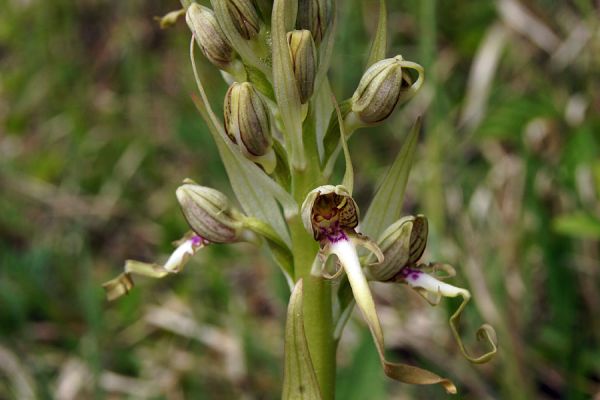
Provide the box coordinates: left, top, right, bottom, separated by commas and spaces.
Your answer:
191, 235, 208, 246
320, 222, 348, 243
327, 230, 348, 243
400, 267, 421, 281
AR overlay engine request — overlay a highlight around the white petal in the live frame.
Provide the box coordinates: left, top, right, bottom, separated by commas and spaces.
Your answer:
163, 239, 196, 272
403, 269, 469, 299
330, 240, 385, 343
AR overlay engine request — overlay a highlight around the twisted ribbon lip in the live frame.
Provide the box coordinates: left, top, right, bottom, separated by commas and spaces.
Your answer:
102, 233, 209, 301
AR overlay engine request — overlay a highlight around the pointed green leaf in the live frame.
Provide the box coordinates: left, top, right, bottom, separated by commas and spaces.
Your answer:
282, 280, 323, 400
190, 38, 296, 246
320, 99, 352, 173
272, 0, 305, 170
366, 0, 387, 67
332, 95, 353, 193
362, 117, 421, 238
313, 79, 334, 160
302, 101, 323, 173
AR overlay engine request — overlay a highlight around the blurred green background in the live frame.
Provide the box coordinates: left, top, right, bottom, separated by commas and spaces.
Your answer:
1, 0, 599, 398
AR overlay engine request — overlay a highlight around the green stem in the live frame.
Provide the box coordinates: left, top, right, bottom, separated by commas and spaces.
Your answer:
289, 158, 334, 399
289, 217, 335, 400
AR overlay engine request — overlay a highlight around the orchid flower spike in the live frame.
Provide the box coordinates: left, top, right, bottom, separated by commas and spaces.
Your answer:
301, 185, 457, 394
368, 214, 498, 364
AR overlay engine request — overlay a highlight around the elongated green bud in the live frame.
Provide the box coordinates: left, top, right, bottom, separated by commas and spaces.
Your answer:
367, 215, 428, 281
225, 0, 260, 40
186, 4, 234, 69
224, 82, 272, 156
351, 56, 406, 124
176, 183, 245, 244
287, 30, 317, 104
296, 0, 329, 45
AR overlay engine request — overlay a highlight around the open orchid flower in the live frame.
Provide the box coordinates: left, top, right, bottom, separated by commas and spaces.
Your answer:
398, 266, 498, 364
102, 233, 209, 301
301, 185, 457, 394
367, 215, 498, 364
103, 181, 294, 301
103, 182, 250, 301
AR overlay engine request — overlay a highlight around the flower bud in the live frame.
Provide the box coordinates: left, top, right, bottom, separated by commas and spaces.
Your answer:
176, 183, 244, 244
351, 56, 405, 124
287, 30, 317, 104
224, 82, 273, 158
367, 215, 428, 281
301, 185, 359, 243
225, 0, 260, 40
186, 4, 234, 69
296, 0, 329, 45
